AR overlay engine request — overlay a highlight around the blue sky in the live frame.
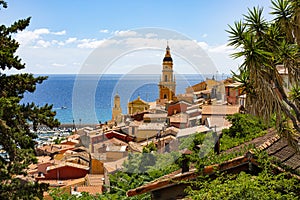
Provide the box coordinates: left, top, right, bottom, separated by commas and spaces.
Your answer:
1, 0, 273, 74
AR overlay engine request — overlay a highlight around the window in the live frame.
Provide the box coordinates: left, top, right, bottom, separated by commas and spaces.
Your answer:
165, 75, 167, 82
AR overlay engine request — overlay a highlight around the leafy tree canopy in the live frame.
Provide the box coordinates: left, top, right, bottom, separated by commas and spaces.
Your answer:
0, 1, 59, 199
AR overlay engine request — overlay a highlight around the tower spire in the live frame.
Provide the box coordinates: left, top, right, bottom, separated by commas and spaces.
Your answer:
158, 42, 176, 102
164, 43, 172, 61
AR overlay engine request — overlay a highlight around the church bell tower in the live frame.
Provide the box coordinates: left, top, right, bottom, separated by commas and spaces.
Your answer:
112, 93, 122, 123
158, 44, 176, 102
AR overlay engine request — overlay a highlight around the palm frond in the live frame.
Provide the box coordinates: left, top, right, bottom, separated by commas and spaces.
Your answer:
227, 21, 246, 48
244, 6, 268, 35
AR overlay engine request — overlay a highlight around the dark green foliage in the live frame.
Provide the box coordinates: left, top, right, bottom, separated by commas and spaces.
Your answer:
179, 132, 206, 151
142, 142, 157, 153
50, 188, 99, 200
103, 151, 179, 199
222, 113, 267, 138
184, 115, 299, 199
186, 170, 300, 199
0, 1, 59, 199
185, 152, 300, 200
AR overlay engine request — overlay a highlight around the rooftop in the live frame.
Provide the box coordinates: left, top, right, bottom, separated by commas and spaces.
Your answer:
176, 126, 210, 138
143, 113, 168, 119
202, 105, 240, 115
138, 122, 165, 130
47, 161, 89, 171
127, 129, 300, 197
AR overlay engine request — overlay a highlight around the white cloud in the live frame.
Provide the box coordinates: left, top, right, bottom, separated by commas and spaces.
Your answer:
77, 39, 106, 48
15, 30, 42, 46
33, 28, 50, 35
36, 40, 51, 48
100, 29, 109, 33
202, 33, 208, 38
12, 28, 243, 74
145, 33, 158, 38
52, 30, 66, 35
197, 41, 209, 50
14, 28, 66, 47
114, 30, 138, 37
52, 63, 66, 67
66, 37, 77, 44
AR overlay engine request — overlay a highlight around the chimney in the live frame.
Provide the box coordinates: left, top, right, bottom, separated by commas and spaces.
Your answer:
181, 149, 192, 173
213, 132, 222, 155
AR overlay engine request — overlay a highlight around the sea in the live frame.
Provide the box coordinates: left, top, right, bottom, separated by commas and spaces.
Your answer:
21, 74, 214, 125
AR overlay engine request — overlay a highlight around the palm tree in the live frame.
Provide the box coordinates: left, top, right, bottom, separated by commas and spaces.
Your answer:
227, 1, 300, 140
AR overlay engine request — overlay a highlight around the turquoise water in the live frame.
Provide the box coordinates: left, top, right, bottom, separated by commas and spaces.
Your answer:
21, 74, 205, 124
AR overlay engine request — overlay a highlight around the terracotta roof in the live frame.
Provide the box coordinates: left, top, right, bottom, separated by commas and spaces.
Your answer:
202, 105, 240, 115
39, 177, 86, 187
38, 179, 67, 187
37, 156, 52, 164
37, 144, 75, 154
86, 174, 104, 186
67, 134, 80, 140
47, 162, 89, 171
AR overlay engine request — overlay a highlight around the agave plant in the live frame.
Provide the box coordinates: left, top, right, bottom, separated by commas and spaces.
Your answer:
227, 0, 300, 138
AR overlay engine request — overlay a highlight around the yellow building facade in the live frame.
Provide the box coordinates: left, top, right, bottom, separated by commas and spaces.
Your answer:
127, 96, 150, 115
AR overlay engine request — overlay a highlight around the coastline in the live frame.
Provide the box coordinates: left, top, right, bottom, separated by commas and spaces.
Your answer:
32, 123, 100, 130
